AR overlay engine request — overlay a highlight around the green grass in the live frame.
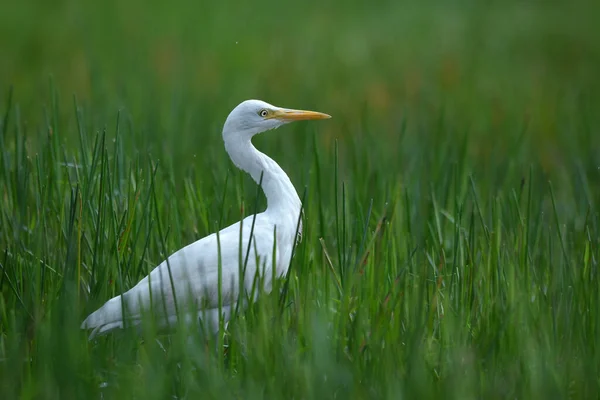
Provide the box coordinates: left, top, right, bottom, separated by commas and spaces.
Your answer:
1, 0, 600, 398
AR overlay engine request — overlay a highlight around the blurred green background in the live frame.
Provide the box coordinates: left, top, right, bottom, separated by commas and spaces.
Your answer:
3, 0, 599, 222
1, 0, 600, 398
2, 0, 599, 161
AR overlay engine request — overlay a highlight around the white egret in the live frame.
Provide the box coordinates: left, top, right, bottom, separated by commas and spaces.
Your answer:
81, 99, 331, 339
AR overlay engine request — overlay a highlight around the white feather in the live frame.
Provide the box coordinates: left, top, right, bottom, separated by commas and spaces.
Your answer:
81, 99, 330, 339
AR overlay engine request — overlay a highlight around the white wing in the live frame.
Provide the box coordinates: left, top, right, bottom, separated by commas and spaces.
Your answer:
81, 213, 281, 338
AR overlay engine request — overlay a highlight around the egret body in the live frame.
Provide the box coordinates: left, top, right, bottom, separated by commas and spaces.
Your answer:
81, 100, 330, 339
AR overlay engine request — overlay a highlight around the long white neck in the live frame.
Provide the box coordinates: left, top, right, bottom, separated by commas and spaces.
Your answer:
223, 135, 302, 224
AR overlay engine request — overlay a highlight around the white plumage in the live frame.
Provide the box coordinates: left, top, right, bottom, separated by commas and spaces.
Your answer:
81, 99, 331, 339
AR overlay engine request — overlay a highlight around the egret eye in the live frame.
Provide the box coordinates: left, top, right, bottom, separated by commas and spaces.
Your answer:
259, 109, 269, 118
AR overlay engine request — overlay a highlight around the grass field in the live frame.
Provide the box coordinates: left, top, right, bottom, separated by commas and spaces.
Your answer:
1, 0, 600, 398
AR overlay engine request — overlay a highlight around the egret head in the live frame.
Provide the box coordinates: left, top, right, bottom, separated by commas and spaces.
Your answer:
223, 99, 331, 140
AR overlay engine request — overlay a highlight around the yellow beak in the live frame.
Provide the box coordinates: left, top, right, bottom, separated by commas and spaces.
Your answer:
270, 108, 331, 121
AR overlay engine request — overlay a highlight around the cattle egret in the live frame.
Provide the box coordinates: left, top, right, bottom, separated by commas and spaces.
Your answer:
81, 99, 331, 339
